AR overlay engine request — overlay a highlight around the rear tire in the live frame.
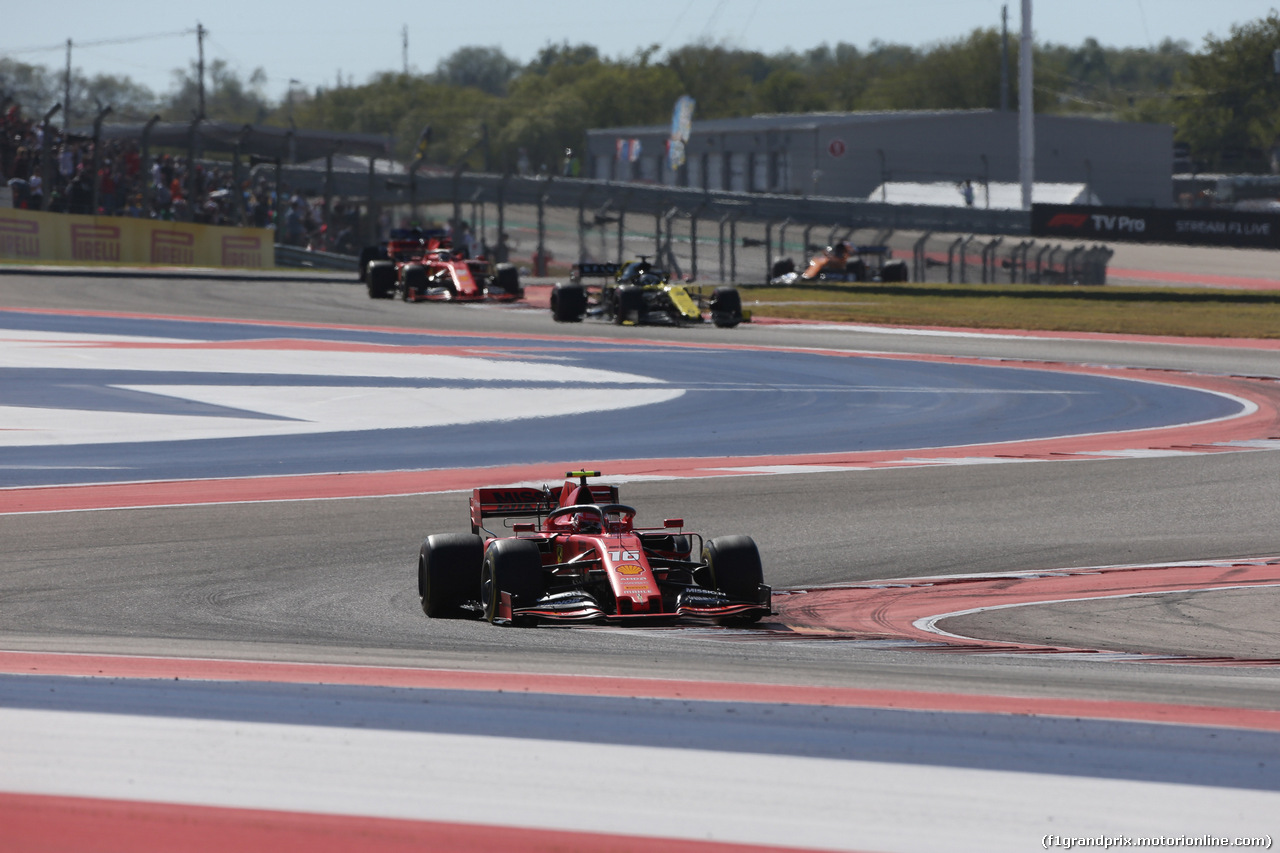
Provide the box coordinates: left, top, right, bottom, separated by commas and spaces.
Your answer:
419, 533, 484, 618
358, 246, 382, 283
551, 282, 587, 322
367, 260, 397, 299
481, 538, 544, 624
710, 286, 743, 328
880, 259, 909, 282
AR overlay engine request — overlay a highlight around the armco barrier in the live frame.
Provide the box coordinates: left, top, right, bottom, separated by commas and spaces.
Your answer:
0, 209, 274, 269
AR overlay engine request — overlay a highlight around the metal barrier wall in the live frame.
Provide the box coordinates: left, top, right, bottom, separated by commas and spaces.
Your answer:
423, 174, 1035, 284
910, 233, 1113, 285
276, 166, 1030, 275
280, 167, 1118, 285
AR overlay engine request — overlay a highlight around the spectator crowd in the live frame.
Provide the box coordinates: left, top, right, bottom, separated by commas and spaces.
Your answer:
1, 101, 361, 252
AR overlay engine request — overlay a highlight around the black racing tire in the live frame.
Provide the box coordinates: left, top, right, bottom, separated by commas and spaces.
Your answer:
481, 538, 544, 625
613, 284, 643, 325
492, 263, 521, 296
419, 533, 484, 618
551, 282, 587, 322
770, 258, 795, 279
358, 246, 382, 283
710, 286, 743, 328
846, 258, 868, 282
367, 260, 397, 299
702, 535, 764, 605
400, 264, 427, 301
880, 259, 909, 282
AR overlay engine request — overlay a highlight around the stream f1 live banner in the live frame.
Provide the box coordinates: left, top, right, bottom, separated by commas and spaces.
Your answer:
0, 209, 274, 268
1032, 204, 1280, 250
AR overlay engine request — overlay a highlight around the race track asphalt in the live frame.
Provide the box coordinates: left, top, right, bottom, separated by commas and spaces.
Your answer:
2, 269, 1280, 710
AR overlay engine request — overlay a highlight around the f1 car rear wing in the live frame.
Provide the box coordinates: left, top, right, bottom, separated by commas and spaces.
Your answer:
569, 262, 621, 280
469, 479, 621, 532
471, 487, 558, 531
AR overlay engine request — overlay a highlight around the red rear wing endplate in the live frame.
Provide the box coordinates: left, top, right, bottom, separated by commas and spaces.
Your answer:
470, 487, 558, 530
469, 484, 620, 530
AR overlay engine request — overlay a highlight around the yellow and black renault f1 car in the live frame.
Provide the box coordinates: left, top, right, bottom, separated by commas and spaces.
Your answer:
417, 471, 771, 626
550, 258, 746, 327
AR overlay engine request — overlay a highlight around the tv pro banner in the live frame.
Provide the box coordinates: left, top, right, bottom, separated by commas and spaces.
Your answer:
1031, 204, 1280, 250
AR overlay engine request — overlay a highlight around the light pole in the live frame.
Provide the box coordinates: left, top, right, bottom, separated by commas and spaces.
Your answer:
286, 79, 300, 126
1019, 0, 1034, 212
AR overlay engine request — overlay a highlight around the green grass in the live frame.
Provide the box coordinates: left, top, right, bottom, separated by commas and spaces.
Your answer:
694, 282, 1280, 339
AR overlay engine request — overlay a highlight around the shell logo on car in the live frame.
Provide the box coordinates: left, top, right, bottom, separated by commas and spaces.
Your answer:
616, 565, 644, 575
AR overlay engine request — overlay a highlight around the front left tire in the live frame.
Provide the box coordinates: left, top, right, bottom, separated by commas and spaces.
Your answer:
481, 538, 545, 625
419, 533, 485, 618
702, 535, 764, 617
367, 260, 397, 299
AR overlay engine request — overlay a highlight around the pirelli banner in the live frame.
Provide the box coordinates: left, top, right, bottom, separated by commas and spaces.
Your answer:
1032, 204, 1280, 250
0, 209, 274, 269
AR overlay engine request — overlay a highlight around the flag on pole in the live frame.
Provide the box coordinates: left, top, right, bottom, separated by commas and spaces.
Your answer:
667, 95, 695, 171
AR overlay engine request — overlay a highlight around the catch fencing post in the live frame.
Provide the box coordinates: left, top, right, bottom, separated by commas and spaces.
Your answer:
141, 114, 160, 217
663, 207, 681, 277
535, 187, 548, 276
718, 214, 732, 282
981, 236, 1002, 283
496, 174, 507, 262
730, 217, 738, 283
323, 153, 334, 235
688, 207, 700, 282
366, 156, 379, 244
40, 103, 62, 212
91, 104, 112, 214
776, 217, 793, 274
946, 236, 963, 283
912, 232, 932, 282
958, 235, 976, 283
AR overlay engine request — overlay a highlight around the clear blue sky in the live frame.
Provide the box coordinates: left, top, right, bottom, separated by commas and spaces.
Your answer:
3, 0, 1277, 101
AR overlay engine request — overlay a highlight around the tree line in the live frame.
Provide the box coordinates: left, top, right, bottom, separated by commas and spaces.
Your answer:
4, 14, 1280, 175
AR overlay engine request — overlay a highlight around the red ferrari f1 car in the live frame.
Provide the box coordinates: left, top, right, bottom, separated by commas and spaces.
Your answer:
359, 228, 522, 303
417, 471, 772, 626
